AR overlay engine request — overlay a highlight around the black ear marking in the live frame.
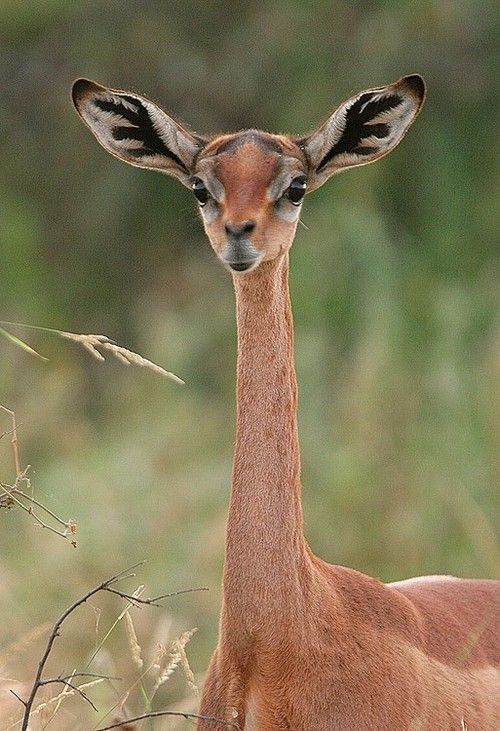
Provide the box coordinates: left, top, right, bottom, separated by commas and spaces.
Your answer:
72, 79, 207, 185
316, 92, 403, 172
93, 94, 188, 172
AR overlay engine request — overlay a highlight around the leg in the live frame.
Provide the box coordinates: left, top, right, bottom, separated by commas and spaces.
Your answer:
197, 648, 247, 730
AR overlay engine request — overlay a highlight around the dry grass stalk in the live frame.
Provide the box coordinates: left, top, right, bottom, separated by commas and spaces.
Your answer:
108, 689, 135, 730
5, 566, 210, 729
0, 405, 21, 477
124, 612, 143, 671
87, 586, 145, 669
37, 682, 54, 725
58, 331, 184, 384
2, 677, 105, 731
44, 668, 78, 725
151, 628, 197, 699
0, 321, 184, 384
176, 634, 199, 696
32, 677, 104, 718
13, 564, 144, 730
150, 644, 176, 699
0, 325, 48, 361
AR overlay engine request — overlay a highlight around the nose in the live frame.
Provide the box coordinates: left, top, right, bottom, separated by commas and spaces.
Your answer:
221, 221, 261, 272
225, 220, 256, 238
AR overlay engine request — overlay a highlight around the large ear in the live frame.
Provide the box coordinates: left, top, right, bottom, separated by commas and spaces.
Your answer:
301, 75, 425, 190
71, 79, 206, 187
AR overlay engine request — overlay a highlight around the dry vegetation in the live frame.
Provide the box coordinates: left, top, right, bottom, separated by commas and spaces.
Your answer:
0, 566, 233, 729
0, 319, 184, 549
0, 405, 227, 729
0, 326, 215, 728
1, 4, 498, 728
0, 393, 233, 729
1, 405, 78, 545
0, 324, 184, 384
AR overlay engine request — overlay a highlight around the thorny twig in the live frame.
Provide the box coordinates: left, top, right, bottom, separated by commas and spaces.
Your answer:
96, 711, 240, 730
10, 563, 213, 731
37, 678, 100, 711
12, 563, 141, 730
0, 406, 78, 545
105, 585, 208, 608
0, 472, 78, 544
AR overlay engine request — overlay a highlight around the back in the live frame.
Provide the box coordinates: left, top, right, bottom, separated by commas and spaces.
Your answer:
390, 575, 500, 668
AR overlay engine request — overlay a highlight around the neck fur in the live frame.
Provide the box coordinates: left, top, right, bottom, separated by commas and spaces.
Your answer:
222, 255, 311, 635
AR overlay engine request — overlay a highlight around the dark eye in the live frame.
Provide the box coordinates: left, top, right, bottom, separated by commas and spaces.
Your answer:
286, 176, 307, 205
192, 178, 209, 205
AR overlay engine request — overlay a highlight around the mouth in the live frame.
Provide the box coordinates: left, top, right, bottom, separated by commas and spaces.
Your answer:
226, 258, 261, 273
221, 240, 263, 273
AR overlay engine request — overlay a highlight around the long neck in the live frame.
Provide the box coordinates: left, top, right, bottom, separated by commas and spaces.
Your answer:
222, 255, 311, 629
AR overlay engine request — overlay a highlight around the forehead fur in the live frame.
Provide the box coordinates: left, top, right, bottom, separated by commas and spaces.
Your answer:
197, 132, 307, 211
216, 140, 282, 211
202, 130, 305, 160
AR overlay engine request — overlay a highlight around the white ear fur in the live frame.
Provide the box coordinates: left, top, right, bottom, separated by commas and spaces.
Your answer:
72, 79, 204, 186
302, 75, 425, 189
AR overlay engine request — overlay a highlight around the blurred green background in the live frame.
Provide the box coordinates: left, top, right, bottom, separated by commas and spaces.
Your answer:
0, 1, 498, 728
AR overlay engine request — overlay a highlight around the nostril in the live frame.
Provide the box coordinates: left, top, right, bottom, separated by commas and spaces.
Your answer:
225, 220, 256, 237
241, 220, 256, 234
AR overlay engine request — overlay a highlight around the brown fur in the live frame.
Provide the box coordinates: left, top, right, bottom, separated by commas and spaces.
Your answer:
197, 258, 499, 730
197, 138, 306, 265
71, 74, 500, 729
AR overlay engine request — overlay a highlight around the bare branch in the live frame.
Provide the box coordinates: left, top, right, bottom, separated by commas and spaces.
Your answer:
96, 711, 240, 730
146, 586, 210, 601
38, 678, 99, 711
104, 585, 208, 607
15, 564, 142, 730
0, 479, 78, 545
106, 561, 146, 584
12, 564, 206, 731
9, 689, 27, 707
0, 425, 19, 440
42, 672, 121, 682
0, 408, 78, 545
12, 484, 73, 529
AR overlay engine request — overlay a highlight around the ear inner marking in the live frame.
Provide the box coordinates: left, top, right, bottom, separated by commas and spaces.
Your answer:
93, 95, 188, 172
316, 93, 403, 171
